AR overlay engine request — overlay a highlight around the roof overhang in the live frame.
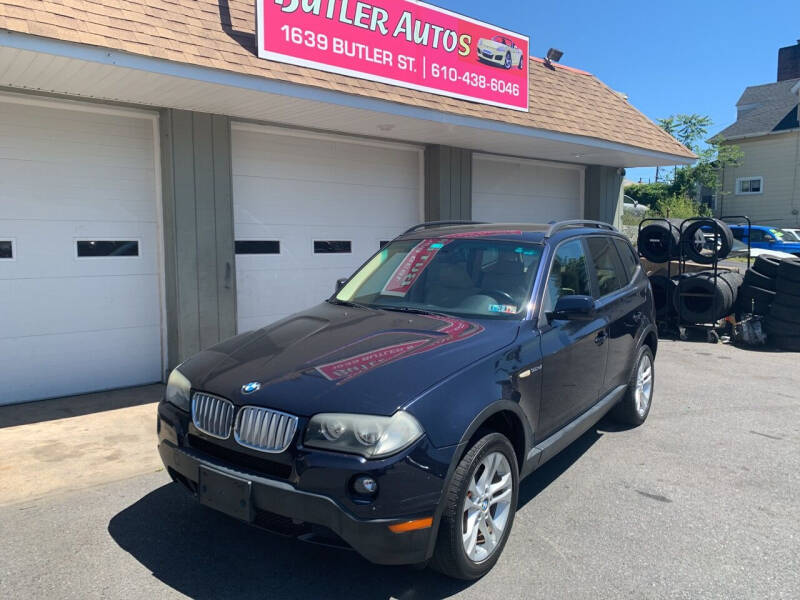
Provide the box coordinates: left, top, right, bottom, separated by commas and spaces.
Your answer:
0, 30, 694, 168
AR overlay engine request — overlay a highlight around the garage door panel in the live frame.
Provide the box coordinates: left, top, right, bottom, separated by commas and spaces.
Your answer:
233, 127, 420, 332
0, 100, 162, 405
234, 180, 417, 227
0, 275, 160, 339
0, 326, 162, 405
0, 220, 158, 279
473, 156, 583, 224
234, 132, 418, 189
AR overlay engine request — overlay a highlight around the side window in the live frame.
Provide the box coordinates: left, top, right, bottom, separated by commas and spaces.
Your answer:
587, 237, 628, 298
750, 230, 765, 243
731, 228, 745, 241
541, 239, 591, 314
613, 238, 639, 281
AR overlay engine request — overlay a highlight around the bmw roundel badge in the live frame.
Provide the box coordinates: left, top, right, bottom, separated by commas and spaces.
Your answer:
241, 382, 261, 395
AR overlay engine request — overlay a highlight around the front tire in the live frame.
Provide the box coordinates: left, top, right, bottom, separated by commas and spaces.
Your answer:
610, 345, 655, 427
431, 433, 519, 580
504, 53, 512, 69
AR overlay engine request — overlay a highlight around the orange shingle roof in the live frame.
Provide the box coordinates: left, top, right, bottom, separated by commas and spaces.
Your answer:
0, 0, 694, 159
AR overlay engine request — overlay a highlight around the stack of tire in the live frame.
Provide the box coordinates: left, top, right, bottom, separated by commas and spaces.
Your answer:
639, 218, 741, 325
764, 258, 800, 352
737, 255, 781, 315
672, 270, 744, 324
639, 219, 706, 323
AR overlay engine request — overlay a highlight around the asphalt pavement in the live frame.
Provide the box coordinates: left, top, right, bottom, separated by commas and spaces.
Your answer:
1, 340, 798, 599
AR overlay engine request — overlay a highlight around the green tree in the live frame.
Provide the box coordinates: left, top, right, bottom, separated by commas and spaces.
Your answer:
630, 115, 743, 219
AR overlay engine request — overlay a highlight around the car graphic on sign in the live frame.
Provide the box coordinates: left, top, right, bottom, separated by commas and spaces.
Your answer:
476, 35, 525, 70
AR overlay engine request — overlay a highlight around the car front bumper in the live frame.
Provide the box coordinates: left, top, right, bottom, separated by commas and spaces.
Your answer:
157, 401, 455, 566
477, 49, 506, 65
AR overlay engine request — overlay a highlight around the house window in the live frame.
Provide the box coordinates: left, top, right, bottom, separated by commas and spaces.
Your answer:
736, 177, 763, 195
0, 240, 13, 259
235, 241, 280, 255
76, 240, 139, 257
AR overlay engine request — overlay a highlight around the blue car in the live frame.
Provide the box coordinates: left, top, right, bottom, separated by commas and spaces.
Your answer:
730, 225, 800, 257
157, 220, 658, 579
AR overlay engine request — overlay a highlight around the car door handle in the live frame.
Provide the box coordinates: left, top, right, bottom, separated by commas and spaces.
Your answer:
595, 332, 607, 346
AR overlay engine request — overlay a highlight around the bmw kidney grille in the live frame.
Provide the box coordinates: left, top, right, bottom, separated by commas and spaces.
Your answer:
191, 392, 235, 439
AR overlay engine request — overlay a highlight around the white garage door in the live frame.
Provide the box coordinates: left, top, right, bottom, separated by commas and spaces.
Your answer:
473, 154, 584, 223
232, 125, 422, 332
0, 98, 163, 405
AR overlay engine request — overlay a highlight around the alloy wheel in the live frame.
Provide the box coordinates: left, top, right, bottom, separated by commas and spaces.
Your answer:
635, 354, 653, 417
461, 451, 513, 563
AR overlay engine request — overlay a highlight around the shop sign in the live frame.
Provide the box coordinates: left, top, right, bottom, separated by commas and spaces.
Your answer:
257, 0, 530, 111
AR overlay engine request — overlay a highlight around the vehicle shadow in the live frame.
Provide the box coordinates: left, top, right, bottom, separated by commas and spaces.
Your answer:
108, 428, 601, 599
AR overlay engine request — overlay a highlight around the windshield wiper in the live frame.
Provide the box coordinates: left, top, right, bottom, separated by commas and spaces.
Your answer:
327, 299, 373, 310
374, 305, 451, 318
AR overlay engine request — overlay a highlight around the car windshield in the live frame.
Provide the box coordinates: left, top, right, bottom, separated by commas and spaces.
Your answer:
335, 238, 543, 319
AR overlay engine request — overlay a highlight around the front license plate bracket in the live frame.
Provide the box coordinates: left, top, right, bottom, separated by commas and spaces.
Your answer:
198, 466, 254, 522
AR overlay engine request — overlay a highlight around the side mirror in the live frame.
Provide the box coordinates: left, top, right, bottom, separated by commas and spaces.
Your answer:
550, 295, 596, 322
335, 278, 348, 293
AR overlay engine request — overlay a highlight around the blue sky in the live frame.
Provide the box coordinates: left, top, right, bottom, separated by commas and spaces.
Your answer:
433, 0, 799, 181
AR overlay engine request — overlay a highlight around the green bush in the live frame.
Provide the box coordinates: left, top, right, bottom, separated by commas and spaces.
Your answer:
624, 182, 671, 207
650, 195, 711, 219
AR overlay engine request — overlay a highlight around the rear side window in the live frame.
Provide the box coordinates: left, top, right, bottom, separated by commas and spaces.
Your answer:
586, 237, 628, 298
612, 238, 639, 281
541, 239, 591, 314
731, 228, 745, 241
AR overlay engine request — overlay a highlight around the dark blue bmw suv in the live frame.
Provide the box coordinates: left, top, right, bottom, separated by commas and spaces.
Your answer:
157, 220, 657, 580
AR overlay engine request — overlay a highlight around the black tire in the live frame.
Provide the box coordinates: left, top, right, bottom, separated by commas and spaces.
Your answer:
648, 275, 677, 320
673, 271, 736, 324
776, 278, 800, 296
518, 56, 524, 69
778, 257, 800, 283
504, 53, 512, 69
681, 218, 734, 264
769, 302, 800, 324
610, 345, 655, 427
773, 292, 800, 309
638, 221, 681, 263
752, 255, 781, 279
765, 316, 800, 337
737, 285, 775, 315
431, 433, 519, 580
771, 335, 800, 352
744, 268, 776, 291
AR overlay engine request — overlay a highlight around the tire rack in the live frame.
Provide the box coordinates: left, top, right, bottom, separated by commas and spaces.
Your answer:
638, 216, 752, 340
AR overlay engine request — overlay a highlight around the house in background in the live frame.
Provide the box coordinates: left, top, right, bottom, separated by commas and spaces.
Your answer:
714, 41, 800, 226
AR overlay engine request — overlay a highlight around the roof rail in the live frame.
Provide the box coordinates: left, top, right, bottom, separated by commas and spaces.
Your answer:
402, 221, 487, 235
545, 220, 617, 239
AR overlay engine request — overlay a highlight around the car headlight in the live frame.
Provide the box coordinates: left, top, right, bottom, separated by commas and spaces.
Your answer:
304, 411, 424, 458
165, 368, 192, 412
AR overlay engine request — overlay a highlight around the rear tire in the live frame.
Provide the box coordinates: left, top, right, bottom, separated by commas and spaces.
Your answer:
431, 433, 519, 580
610, 346, 655, 427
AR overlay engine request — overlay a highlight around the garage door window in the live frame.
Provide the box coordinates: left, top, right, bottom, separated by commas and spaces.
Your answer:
76, 240, 139, 258
314, 241, 352, 254
0, 240, 13, 259
235, 240, 281, 255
